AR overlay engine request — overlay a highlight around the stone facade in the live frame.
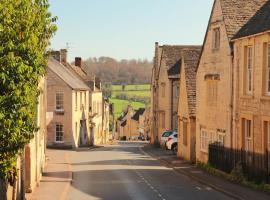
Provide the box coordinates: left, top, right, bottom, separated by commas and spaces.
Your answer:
46, 57, 90, 148
233, 31, 270, 154
25, 76, 47, 193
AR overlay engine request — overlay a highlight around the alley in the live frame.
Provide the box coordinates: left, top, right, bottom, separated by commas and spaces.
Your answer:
59, 142, 230, 200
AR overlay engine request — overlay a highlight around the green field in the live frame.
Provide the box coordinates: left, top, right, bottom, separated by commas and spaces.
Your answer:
109, 98, 146, 117
109, 84, 150, 117
111, 84, 150, 91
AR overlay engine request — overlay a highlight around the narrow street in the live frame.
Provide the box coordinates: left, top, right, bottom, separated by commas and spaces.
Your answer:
62, 142, 231, 200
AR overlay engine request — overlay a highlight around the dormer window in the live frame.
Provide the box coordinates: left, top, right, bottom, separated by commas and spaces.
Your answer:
212, 28, 220, 50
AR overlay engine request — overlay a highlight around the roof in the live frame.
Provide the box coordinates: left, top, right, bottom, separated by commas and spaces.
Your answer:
48, 57, 90, 90
161, 45, 201, 76
219, 0, 268, 40
120, 120, 127, 127
117, 110, 128, 121
233, 1, 270, 39
182, 48, 202, 117
131, 108, 145, 121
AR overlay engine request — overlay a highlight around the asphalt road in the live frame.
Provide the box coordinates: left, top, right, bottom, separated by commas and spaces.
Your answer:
66, 141, 232, 200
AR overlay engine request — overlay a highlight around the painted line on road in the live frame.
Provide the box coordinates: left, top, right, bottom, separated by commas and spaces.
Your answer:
126, 158, 167, 200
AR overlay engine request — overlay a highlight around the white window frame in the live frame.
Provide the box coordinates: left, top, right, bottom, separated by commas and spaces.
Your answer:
209, 130, 216, 144
200, 129, 208, 153
246, 46, 253, 95
244, 119, 252, 151
217, 132, 225, 146
55, 124, 64, 143
75, 92, 78, 111
55, 92, 64, 111
266, 44, 270, 95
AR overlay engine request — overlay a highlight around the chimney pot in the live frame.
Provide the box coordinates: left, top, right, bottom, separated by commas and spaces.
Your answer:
75, 57, 82, 68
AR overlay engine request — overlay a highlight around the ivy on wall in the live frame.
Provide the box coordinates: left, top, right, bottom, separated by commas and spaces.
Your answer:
0, 0, 57, 179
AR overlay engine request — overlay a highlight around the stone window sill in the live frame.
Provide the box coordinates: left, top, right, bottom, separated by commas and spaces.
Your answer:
240, 95, 253, 100
260, 96, 270, 101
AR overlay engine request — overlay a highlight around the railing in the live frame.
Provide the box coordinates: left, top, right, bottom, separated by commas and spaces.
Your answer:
208, 143, 270, 184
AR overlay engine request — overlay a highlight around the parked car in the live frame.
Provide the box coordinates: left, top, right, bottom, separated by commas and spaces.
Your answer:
160, 130, 175, 148
166, 132, 178, 154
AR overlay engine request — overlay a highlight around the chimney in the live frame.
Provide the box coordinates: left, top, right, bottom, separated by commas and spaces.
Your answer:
155, 42, 159, 49
51, 51, 61, 62
75, 57, 82, 68
60, 49, 67, 63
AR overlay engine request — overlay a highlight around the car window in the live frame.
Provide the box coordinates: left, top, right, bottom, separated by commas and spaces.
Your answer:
162, 131, 172, 137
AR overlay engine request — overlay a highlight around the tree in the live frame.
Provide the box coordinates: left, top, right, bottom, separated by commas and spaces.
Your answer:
0, 0, 56, 188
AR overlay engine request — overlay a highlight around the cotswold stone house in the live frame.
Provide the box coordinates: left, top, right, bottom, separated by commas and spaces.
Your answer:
178, 49, 201, 163
46, 53, 90, 148
232, 1, 270, 155
196, 0, 268, 163
151, 43, 201, 144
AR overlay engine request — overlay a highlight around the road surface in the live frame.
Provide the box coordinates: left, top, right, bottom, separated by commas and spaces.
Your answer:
65, 141, 232, 200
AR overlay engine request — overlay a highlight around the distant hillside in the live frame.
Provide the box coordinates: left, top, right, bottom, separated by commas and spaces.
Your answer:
82, 57, 152, 84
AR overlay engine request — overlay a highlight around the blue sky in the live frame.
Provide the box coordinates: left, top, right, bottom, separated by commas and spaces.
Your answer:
49, 0, 214, 62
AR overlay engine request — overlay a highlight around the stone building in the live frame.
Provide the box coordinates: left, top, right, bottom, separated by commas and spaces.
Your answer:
196, 0, 268, 163
178, 49, 201, 163
232, 1, 270, 155
131, 108, 146, 139
139, 108, 150, 140
46, 55, 90, 148
151, 42, 201, 145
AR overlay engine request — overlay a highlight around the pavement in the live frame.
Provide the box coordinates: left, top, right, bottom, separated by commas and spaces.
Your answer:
26, 142, 270, 200
142, 144, 270, 200
26, 149, 73, 200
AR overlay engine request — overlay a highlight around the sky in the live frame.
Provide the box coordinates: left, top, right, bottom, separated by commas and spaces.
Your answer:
49, 0, 214, 62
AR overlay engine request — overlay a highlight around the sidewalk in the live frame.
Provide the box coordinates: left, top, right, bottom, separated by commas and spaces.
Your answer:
141, 145, 270, 200
26, 149, 72, 200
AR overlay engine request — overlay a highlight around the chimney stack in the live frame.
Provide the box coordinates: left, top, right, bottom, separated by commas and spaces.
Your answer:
60, 49, 67, 63
75, 57, 82, 68
51, 51, 61, 62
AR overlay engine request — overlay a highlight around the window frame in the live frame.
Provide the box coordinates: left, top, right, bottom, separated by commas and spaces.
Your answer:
243, 119, 252, 151
245, 46, 253, 95
217, 132, 225, 146
55, 92, 64, 111
207, 80, 218, 106
55, 123, 64, 143
212, 27, 220, 50
200, 129, 208, 153
266, 44, 270, 95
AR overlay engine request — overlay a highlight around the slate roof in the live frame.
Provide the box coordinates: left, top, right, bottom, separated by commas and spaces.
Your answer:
182, 48, 202, 117
48, 57, 90, 90
219, 0, 268, 40
233, 0, 270, 39
161, 45, 201, 76
131, 108, 145, 121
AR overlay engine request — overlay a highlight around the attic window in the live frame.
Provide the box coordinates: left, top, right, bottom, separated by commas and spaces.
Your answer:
212, 28, 220, 50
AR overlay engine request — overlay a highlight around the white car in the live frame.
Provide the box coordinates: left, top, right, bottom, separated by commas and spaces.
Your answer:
160, 131, 174, 148
166, 132, 178, 154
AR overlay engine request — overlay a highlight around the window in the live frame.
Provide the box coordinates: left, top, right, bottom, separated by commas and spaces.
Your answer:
266, 44, 270, 95
55, 124, 63, 142
212, 28, 220, 49
160, 112, 165, 128
80, 92, 82, 110
245, 46, 253, 94
75, 122, 78, 138
75, 92, 78, 110
264, 121, 270, 151
242, 119, 252, 151
207, 81, 217, 106
84, 92, 87, 109
55, 92, 64, 111
183, 121, 188, 146
217, 132, 225, 146
161, 83, 165, 97
200, 129, 208, 152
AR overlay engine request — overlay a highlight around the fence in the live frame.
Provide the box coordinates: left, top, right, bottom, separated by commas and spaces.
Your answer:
208, 143, 270, 184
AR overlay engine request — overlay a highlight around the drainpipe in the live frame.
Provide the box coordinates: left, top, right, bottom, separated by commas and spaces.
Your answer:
230, 44, 234, 149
